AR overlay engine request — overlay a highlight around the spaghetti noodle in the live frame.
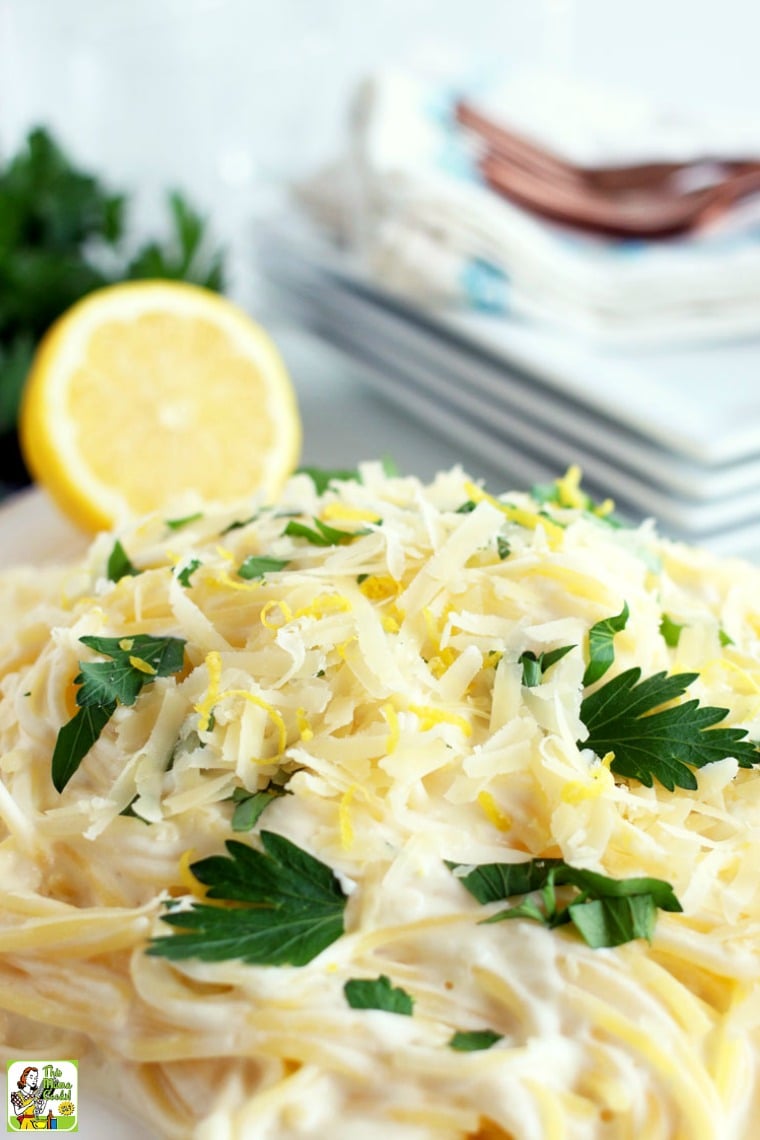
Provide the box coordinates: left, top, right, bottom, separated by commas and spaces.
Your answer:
1, 463, 760, 1139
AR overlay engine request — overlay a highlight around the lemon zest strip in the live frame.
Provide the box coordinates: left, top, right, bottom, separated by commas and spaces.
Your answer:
339, 785, 358, 850
209, 570, 261, 593
359, 574, 400, 601
464, 481, 564, 549
294, 595, 352, 620
194, 650, 222, 732
297, 707, 314, 742
382, 702, 400, 754
261, 600, 293, 630
408, 703, 472, 736
321, 503, 380, 524
477, 790, 512, 831
223, 689, 288, 756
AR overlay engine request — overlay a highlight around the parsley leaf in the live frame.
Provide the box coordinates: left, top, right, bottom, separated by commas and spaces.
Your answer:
51, 703, 115, 793
659, 614, 684, 648
449, 1029, 503, 1052
106, 539, 139, 582
496, 536, 511, 560
165, 511, 203, 530
75, 655, 145, 709
296, 466, 361, 494
149, 832, 347, 966
79, 634, 185, 689
344, 975, 414, 1015
567, 894, 661, 948
580, 667, 760, 791
446, 857, 564, 904
220, 513, 258, 535
231, 786, 287, 831
176, 558, 201, 587
583, 603, 629, 686
51, 633, 186, 791
449, 857, 681, 949
125, 191, 225, 291
0, 334, 35, 436
283, 518, 369, 546
519, 644, 575, 687
237, 555, 290, 580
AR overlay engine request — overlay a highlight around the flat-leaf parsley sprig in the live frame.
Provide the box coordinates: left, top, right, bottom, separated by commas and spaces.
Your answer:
52, 633, 186, 792
581, 668, 760, 792
579, 604, 760, 791
149, 831, 347, 966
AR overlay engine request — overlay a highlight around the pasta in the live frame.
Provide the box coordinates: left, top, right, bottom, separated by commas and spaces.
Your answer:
2, 462, 760, 1139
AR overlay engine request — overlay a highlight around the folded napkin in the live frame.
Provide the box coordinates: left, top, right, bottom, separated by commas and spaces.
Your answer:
296, 70, 760, 346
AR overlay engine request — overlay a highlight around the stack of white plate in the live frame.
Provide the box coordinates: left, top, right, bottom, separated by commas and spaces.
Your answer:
260, 223, 760, 560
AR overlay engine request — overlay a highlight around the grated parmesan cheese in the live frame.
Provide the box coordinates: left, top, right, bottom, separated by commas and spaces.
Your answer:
1, 465, 760, 1138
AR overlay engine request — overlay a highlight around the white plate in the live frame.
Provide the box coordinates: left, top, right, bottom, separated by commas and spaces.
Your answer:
447, 310, 760, 466
313, 278, 760, 502
267, 244, 760, 543
0, 487, 88, 570
262, 223, 760, 466
315, 307, 760, 536
297, 325, 760, 557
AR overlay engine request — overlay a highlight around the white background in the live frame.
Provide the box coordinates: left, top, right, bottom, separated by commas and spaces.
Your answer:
2, 0, 759, 275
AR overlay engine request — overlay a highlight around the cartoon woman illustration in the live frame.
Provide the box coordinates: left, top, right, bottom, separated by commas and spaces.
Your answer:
9, 1067, 48, 1129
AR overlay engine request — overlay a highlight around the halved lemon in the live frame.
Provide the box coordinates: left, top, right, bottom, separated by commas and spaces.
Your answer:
19, 280, 301, 532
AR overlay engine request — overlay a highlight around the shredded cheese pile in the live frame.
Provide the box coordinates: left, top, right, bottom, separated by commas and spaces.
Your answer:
2, 463, 760, 1140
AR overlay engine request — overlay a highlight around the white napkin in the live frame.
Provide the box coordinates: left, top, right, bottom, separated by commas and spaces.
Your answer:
296, 69, 760, 346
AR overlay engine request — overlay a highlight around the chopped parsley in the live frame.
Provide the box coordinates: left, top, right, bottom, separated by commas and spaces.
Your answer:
519, 644, 575, 687
659, 614, 685, 648
230, 785, 288, 831
283, 518, 369, 546
176, 558, 201, 587
106, 539, 139, 582
165, 511, 203, 531
583, 603, 629, 686
149, 832, 347, 966
221, 513, 259, 535
448, 857, 682, 949
448, 1029, 503, 1052
343, 975, 414, 1015
237, 555, 290, 580
296, 466, 361, 494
